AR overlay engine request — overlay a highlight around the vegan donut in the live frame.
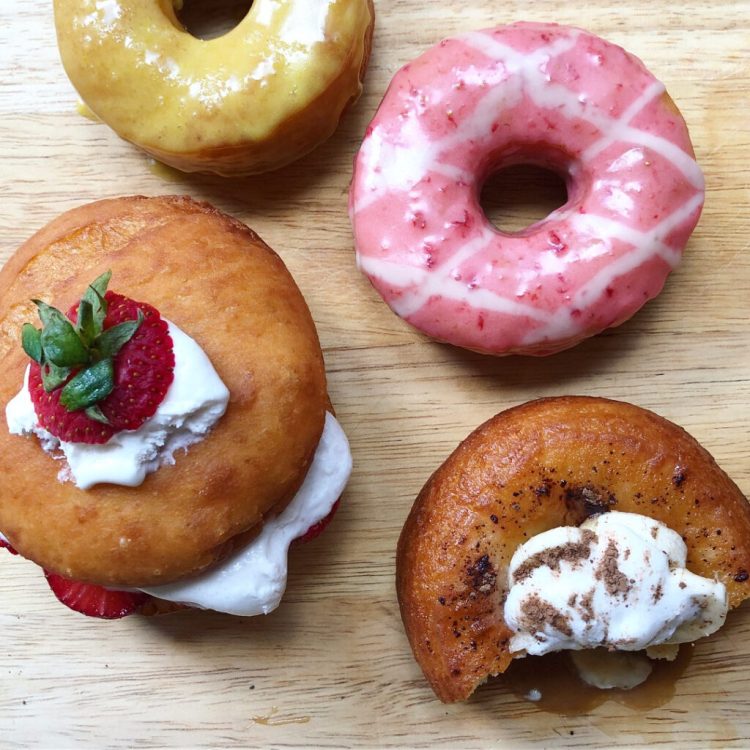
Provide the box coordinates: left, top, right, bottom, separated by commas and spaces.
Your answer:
54, 0, 375, 175
396, 397, 750, 702
350, 23, 704, 355
0, 195, 332, 587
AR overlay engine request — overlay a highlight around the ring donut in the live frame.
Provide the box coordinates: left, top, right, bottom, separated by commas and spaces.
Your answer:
350, 23, 704, 355
54, 0, 375, 175
396, 397, 750, 702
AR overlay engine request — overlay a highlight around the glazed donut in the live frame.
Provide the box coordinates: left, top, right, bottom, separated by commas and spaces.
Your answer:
0, 195, 331, 586
54, 0, 374, 175
350, 23, 704, 355
396, 397, 750, 702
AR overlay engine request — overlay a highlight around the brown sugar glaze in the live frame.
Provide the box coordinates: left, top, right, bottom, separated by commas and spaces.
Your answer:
498, 646, 693, 714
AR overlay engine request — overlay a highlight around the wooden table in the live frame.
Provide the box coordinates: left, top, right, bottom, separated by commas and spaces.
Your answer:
1, 2, 749, 748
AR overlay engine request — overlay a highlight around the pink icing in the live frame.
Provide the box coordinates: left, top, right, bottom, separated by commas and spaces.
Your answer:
349, 23, 705, 355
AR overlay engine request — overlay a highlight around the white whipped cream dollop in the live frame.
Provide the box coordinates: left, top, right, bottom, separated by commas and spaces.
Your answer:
504, 511, 728, 658
5, 320, 229, 489
140, 412, 352, 616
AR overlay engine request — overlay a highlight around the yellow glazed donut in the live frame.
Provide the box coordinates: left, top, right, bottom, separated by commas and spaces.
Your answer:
53, 0, 375, 175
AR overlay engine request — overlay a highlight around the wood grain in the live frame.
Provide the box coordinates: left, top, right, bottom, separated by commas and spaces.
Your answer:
1, 1, 749, 748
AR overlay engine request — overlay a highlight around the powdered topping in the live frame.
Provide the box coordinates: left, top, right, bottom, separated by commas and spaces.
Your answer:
595, 539, 631, 596
518, 594, 572, 638
504, 511, 728, 656
468, 554, 497, 595
513, 529, 597, 583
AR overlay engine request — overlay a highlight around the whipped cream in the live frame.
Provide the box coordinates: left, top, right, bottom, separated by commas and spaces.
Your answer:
140, 412, 352, 616
504, 511, 728, 657
5, 321, 229, 489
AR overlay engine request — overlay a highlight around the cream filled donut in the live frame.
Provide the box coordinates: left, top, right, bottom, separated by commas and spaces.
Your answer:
54, 0, 374, 175
350, 23, 704, 355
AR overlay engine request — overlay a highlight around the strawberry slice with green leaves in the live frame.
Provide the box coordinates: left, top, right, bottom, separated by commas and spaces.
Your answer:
22, 272, 175, 444
44, 571, 150, 619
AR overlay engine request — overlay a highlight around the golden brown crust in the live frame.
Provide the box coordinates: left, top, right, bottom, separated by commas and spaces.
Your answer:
0, 196, 328, 587
396, 397, 750, 703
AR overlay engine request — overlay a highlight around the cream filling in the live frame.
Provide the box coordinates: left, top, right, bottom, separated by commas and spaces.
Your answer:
1, 413, 352, 617
139, 412, 352, 616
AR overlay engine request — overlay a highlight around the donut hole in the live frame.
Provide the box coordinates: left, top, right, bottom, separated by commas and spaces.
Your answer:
480, 164, 568, 234
175, 0, 253, 40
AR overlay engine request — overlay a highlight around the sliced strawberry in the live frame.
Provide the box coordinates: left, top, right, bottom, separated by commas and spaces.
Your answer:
29, 290, 174, 444
0, 538, 18, 555
44, 570, 150, 619
93, 293, 175, 432
293, 499, 340, 545
29, 367, 114, 443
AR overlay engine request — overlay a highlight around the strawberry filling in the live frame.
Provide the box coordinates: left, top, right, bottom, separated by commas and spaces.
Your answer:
44, 571, 150, 620
0, 538, 18, 555
293, 499, 340, 545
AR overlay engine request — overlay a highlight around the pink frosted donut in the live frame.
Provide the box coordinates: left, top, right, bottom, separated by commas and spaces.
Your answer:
349, 23, 704, 355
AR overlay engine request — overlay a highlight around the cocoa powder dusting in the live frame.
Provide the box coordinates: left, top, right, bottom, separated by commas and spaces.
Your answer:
578, 589, 595, 623
513, 530, 597, 583
595, 539, 630, 597
519, 594, 572, 637
467, 554, 497, 595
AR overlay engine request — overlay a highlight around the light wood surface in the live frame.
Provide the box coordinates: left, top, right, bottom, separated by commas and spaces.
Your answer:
1, 2, 749, 748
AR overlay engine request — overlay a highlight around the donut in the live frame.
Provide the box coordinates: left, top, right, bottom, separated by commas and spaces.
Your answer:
350, 23, 704, 355
0, 195, 335, 588
396, 397, 750, 702
53, 0, 375, 175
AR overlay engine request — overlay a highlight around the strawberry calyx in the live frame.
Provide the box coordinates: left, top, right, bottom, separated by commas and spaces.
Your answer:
22, 271, 142, 425
23, 274, 175, 444
44, 570, 150, 619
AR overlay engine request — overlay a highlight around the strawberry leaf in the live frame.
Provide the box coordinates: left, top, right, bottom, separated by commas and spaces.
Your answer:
93, 309, 143, 358
75, 299, 97, 345
41, 362, 72, 392
34, 300, 89, 367
84, 404, 111, 425
81, 272, 110, 337
88, 271, 112, 299
21, 324, 43, 364
59, 358, 114, 411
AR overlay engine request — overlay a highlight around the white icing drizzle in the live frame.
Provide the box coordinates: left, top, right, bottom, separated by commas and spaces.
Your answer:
350, 24, 705, 352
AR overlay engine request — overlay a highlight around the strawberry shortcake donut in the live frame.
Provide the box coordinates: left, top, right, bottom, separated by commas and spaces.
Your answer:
0, 196, 353, 620
350, 23, 705, 355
